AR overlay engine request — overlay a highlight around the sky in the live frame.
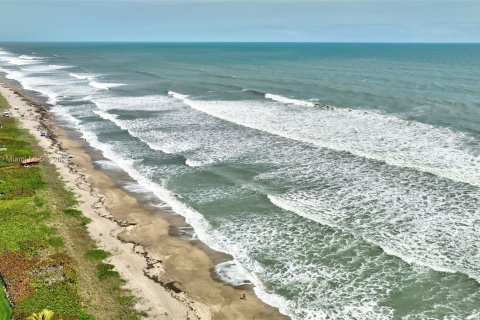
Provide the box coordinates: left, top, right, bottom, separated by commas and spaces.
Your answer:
0, 0, 479, 42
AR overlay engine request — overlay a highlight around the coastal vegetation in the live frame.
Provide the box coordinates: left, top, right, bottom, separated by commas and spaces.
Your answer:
1, 278, 12, 320
0, 94, 143, 319
26, 309, 54, 320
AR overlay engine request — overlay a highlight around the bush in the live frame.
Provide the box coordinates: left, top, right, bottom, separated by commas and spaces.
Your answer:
85, 250, 109, 261
26, 309, 54, 320
96, 263, 119, 280
63, 209, 82, 217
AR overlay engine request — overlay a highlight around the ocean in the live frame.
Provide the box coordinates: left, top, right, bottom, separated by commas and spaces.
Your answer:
1, 43, 479, 319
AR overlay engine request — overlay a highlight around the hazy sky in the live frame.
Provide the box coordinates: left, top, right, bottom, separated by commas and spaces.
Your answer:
0, 0, 479, 42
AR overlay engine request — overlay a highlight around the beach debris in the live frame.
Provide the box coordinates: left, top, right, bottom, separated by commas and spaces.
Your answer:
240, 293, 246, 300
117, 219, 135, 227
14, 106, 19, 110
2, 112, 9, 117
40, 130, 49, 137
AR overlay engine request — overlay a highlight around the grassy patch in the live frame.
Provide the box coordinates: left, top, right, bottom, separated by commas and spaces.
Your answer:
64, 208, 91, 227
0, 93, 143, 319
48, 237, 65, 248
16, 281, 82, 316
85, 249, 109, 261
64, 208, 82, 217
0, 168, 45, 199
0, 198, 51, 254
96, 263, 120, 280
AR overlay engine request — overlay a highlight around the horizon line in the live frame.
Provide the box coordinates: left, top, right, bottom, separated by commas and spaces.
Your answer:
1, 41, 480, 45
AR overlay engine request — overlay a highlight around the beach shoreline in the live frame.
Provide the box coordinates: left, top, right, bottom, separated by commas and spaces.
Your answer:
0, 79, 289, 320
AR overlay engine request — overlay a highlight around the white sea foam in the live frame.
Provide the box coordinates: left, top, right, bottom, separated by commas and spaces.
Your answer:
216, 186, 480, 319
268, 194, 469, 278
185, 158, 203, 167
168, 93, 480, 187
48, 64, 71, 69
69, 73, 96, 80
22, 64, 72, 73
4, 68, 95, 105
265, 93, 315, 107
90, 95, 207, 155
90, 96, 254, 165
0, 53, 41, 66
88, 81, 126, 90
93, 95, 166, 111
93, 109, 119, 124
181, 185, 252, 205
92, 108, 174, 154
122, 182, 152, 194
93, 160, 121, 171
4, 70, 60, 104
254, 128, 480, 282
19, 54, 43, 60
216, 208, 395, 319
0, 51, 98, 105
213, 261, 252, 286
51, 106, 82, 127
168, 90, 189, 100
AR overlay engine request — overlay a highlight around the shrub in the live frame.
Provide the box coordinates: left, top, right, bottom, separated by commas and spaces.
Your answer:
96, 263, 119, 280
85, 249, 109, 261
26, 309, 54, 320
63, 209, 82, 217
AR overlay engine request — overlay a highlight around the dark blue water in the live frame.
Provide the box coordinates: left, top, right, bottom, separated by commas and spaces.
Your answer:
1, 43, 480, 319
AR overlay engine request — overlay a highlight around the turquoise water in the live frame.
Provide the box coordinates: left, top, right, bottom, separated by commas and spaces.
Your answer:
1, 43, 479, 319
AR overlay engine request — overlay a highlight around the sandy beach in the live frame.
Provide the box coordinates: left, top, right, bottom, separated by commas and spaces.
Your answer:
0, 80, 288, 320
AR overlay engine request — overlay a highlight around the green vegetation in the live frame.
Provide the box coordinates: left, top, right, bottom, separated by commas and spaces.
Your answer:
26, 309, 54, 320
0, 94, 144, 319
0, 279, 12, 320
64, 208, 91, 227
96, 263, 120, 280
85, 249, 109, 261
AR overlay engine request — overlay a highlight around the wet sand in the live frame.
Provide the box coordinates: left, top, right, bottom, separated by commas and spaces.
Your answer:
0, 80, 289, 320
